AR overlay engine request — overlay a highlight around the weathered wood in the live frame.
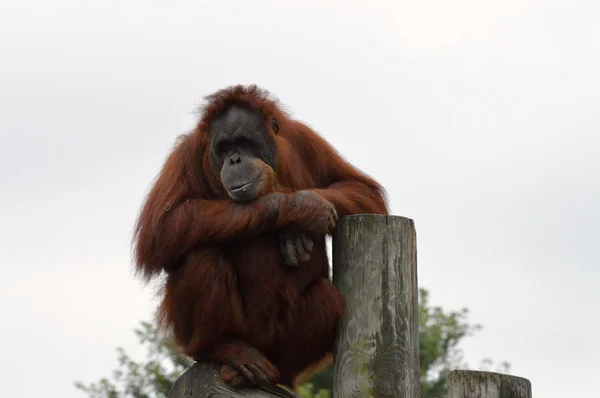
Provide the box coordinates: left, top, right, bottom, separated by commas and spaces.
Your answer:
331, 215, 420, 398
167, 363, 301, 398
447, 370, 532, 398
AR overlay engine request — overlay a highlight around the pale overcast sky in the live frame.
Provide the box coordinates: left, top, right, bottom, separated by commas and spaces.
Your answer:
1, 1, 599, 397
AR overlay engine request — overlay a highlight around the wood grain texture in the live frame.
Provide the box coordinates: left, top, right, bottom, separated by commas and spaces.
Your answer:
331, 215, 420, 398
447, 370, 532, 398
167, 363, 301, 398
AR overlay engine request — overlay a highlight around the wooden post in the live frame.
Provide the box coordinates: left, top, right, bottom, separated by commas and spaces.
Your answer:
447, 370, 532, 398
331, 215, 420, 397
167, 363, 301, 398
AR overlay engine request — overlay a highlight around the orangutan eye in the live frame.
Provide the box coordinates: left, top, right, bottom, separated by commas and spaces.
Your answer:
216, 140, 231, 155
271, 117, 279, 133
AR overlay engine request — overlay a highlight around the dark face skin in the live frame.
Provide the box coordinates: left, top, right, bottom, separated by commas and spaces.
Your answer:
208, 104, 278, 201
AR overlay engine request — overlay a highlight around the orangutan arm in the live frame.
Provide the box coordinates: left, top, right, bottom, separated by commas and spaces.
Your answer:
135, 191, 336, 276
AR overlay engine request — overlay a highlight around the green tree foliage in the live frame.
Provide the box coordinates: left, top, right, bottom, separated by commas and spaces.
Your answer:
75, 322, 193, 398
75, 288, 507, 398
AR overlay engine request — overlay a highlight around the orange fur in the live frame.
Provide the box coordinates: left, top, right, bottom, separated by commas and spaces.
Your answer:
133, 85, 388, 388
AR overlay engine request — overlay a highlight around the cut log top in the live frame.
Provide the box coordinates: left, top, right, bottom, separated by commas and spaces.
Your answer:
447, 370, 532, 398
168, 363, 301, 398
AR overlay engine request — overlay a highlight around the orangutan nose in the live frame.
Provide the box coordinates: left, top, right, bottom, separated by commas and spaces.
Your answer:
229, 153, 242, 165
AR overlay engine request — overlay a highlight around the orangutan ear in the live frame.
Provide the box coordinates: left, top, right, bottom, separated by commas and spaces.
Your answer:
271, 117, 279, 134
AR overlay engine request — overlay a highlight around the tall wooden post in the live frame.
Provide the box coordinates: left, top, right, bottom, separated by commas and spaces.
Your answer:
331, 215, 420, 397
447, 370, 532, 398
